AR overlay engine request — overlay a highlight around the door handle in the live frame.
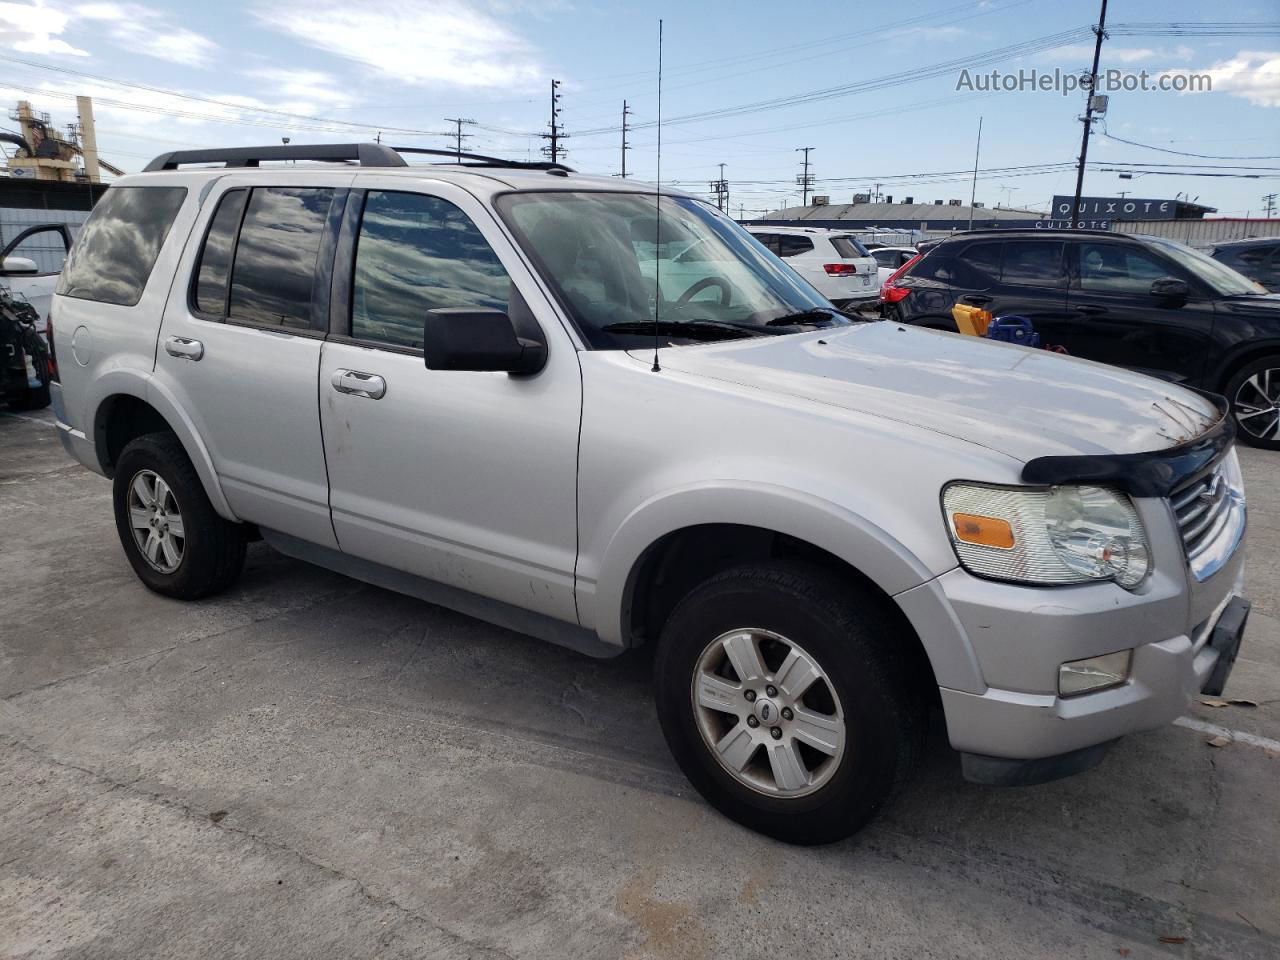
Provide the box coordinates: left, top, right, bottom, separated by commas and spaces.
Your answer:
1076, 304, 1108, 316
960, 295, 992, 306
331, 368, 386, 400
164, 336, 204, 361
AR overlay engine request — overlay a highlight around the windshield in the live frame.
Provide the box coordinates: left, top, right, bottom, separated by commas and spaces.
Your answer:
496, 191, 845, 349
1144, 236, 1267, 297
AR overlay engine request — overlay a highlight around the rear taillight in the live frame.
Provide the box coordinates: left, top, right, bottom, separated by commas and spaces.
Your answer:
879, 253, 922, 304
823, 263, 858, 276
46, 309, 58, 382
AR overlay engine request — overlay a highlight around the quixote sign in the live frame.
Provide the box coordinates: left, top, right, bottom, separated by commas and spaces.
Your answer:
1041, 195, 1176, 230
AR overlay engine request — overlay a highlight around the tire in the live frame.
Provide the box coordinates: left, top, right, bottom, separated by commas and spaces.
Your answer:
1224, 356, 1280, 450
653, 560, 925, 845
112, 432, 246, 599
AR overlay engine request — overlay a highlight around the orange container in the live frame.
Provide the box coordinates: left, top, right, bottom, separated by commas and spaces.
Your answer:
952, 303, 993, 337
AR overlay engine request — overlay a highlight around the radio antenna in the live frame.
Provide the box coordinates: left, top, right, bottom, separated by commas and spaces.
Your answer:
651, 18, 664, 373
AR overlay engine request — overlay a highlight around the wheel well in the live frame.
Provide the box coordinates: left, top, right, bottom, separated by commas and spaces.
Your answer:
95, 394, 173, 476
625, 523, 938, 696
1215, 344, 1280, 395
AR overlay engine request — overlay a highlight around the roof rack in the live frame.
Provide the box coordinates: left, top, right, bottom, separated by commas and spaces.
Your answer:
142, 142, 576, 174
144, 143, 407, 172
391, 146, 574, 173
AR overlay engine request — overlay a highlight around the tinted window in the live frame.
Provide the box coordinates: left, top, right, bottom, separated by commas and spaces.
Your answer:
777, 235, 814, 258
831, 236, 869, 258
872, 249, 898, 268
959, 242, 1002, 285
351, 191, 511, 349
1002, 241, 1065, 287
57, 186, 187, 306
1077, 243, 1171, 293
193, 189, 248, 316
228, 187, 333, 330
750, 232, 779, 254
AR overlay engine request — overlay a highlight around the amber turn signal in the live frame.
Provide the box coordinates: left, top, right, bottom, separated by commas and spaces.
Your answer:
951, 513, 1015, 549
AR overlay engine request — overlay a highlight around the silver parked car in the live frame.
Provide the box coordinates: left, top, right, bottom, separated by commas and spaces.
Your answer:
49, 144, 1250, 844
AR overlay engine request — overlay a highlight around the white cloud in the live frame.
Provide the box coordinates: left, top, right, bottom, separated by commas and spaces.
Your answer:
243, 67, 358, 113
253, 0, 544, 89
0, 1, 87, 56
1174, 50, 1280, 108
1041, 45, 1178, 64
75, 3, 217, 67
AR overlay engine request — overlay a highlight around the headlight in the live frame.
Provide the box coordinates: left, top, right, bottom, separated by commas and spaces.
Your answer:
942, 483, 1150, 588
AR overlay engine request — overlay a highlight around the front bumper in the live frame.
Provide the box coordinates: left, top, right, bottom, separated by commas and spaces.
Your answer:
932, 535, 1247, 764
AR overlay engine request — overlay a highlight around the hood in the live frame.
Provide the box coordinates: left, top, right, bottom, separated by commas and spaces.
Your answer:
648, 322, 1221, 462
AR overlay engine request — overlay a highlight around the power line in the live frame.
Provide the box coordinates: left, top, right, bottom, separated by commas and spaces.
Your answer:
1098, 127, 1280, 161
443, 117, 475, 162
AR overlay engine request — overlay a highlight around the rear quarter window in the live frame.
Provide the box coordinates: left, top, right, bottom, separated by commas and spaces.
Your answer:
56, 186, 187, 306
830, 237, 869, 258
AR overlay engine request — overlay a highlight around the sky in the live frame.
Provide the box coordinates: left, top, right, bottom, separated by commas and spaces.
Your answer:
0, 0, 1276, 217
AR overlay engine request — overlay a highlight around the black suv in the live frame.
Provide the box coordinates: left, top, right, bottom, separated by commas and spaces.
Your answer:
881, 229, 1280, 449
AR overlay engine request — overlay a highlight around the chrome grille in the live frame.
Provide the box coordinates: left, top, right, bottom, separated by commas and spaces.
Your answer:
1170, 453, 1246, 582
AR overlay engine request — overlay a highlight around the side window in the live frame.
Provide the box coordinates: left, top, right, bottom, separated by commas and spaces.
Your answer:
872, 249, 897, 268
192, 189, 248, 317
750, 232, 778, 254
1077, 243, 1174, 294
776, 235, 814, 258
350, 190, 512, 350
57, 186, 187, 306
959, 242, 1001, 282
1001, 241, 1065, 287
227, 187, 334, 330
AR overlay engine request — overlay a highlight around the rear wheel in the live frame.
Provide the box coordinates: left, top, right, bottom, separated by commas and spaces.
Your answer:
112, 432, 246, 599
653, 561, 924, 845
1225, 356, 1280, 450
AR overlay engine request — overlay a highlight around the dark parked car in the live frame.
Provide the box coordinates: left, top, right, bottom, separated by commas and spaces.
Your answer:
881, 229, 1280, 449
1211, 237, 1280, 292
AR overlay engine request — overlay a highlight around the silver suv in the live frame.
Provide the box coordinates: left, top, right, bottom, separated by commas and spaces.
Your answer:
50, 144, 1250, 844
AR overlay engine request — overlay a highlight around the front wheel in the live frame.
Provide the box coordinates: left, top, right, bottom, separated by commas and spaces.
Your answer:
653, 561, 924, 845
1225, 357, 1280, 450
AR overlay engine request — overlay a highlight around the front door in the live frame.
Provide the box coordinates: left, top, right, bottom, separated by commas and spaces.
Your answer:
318, 178, 582, 623
1059, 239, 1216, 383
155, 173, 353, 547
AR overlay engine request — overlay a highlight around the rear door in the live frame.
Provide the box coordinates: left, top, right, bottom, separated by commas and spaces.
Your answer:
317, 178, 582, 622
1061, 239, 1216, 382
155, 173, 352, 547
982, 239, 1072, 335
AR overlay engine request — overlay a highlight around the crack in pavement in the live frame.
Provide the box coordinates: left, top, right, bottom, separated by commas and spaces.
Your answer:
2, 734, 518, 960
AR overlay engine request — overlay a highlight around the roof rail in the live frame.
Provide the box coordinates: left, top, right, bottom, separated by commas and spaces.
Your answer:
143, 143, 408, 172
391, 146, 575, 173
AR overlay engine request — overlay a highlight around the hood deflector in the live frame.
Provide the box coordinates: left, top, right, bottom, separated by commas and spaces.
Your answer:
1021, 391, 1234, 497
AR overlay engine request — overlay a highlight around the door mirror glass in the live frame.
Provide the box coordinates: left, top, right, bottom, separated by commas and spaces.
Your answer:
1150, 277, 1189, 303
423, 308, 546, 374
2, 256, 39, 275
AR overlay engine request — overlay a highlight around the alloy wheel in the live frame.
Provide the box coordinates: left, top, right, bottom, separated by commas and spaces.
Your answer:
1234, 367, 1280, 441
691, 628, 845, 798
127, 469, 186, 574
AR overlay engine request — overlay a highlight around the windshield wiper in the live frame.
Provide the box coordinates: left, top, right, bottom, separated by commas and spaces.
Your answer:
600, 319, 776, 341
762, 308, 846, 327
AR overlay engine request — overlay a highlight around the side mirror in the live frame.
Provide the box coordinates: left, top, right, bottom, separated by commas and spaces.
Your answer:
423, 308, 547, 374
1150, 277, 1189, 304
1, 256, 39, 275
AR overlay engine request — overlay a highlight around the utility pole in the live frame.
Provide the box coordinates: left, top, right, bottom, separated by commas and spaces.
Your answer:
541, 79, 566, 163
967, 116, 983, 230
710, 162, 729, 211
1070, 0, 1109, 221
443, 117, 475, 162
796, 147, 815, 206
1263, 193, 1278, 218
620, 100, 632, 178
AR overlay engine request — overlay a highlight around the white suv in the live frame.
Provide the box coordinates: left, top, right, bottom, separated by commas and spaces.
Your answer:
49, 144, 1250, 845
746, 226, 878, 309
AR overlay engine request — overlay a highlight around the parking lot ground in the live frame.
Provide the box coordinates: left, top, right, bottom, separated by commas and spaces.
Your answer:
2, 406, 1278, 960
